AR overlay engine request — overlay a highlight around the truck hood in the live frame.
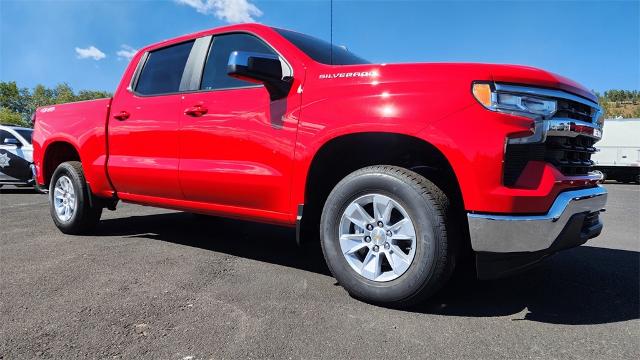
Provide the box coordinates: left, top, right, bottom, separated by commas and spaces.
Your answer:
330, 62, 597, 103
481, 63, 596, 102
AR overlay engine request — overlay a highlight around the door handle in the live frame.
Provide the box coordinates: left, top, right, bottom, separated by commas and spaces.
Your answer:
113, 111, 130, 121
184, 104, 208, 117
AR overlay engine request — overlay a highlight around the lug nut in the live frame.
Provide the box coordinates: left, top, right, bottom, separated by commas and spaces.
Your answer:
384, 242, 390, 250
366, 224, 374, 231
377, 221, 384, 227
386, 230, 392, 237
364, 236, 371, 243
373, 245, 379, 252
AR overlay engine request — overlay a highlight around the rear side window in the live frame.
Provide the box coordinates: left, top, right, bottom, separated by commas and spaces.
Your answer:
15, 129, 32, 144
200, 33, 277, 90
135, 41, 195, 95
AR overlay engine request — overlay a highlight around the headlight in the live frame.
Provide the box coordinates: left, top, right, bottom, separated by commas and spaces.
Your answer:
472, 82, 557, 119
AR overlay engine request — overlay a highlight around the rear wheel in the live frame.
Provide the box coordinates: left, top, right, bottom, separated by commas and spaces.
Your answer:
320, 165, 458, 307
49, 161, 102, 234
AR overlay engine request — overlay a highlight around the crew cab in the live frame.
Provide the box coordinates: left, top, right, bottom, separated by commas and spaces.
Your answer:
32, 24, 607, 306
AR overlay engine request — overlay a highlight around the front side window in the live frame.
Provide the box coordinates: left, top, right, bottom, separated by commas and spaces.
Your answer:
135, 40, 195, 95
273, 28, 369, 65
200, 33, 278, 90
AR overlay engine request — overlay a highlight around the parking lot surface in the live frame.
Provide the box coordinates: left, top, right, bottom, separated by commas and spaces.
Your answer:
1, 183, 639, 359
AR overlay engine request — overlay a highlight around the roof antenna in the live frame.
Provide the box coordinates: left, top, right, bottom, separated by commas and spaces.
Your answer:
330, 0, 333, 65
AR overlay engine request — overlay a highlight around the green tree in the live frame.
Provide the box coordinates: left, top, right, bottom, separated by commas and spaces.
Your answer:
76, 89, 111, 101
0, 81, 21, 112
0, 107, 29, 127
53, 83, 76, 104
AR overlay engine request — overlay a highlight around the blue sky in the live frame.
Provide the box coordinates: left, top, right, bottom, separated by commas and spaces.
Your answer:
1, 0, 638, 93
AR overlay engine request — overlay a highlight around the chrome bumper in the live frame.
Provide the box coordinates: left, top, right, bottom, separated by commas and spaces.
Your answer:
468, 186, 607, 253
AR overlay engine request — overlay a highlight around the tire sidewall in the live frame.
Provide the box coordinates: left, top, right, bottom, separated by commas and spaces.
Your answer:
321, 171, 444, 304
49, 163, 86, 231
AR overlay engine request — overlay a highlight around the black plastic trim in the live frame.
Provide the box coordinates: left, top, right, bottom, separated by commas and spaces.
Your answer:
295, 204, 304, 246
476, 211, 603, 279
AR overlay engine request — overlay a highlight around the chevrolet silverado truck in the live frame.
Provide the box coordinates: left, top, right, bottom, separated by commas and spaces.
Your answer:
32, 24, 607, 307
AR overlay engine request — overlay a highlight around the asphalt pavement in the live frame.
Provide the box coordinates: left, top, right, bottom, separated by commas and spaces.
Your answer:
1, 183, 638, 359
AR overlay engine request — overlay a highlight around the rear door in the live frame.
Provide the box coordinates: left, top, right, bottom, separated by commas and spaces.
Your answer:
107, 40, 195, 199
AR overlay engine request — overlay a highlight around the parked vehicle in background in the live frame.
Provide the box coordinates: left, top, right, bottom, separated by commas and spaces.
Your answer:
592, 118, 640, 184
32, 24, 608, 307
0, 124, 35, 188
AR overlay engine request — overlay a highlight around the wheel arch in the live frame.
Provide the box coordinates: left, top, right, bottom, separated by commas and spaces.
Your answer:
42, 141, 82, 187
299, 131, 467, 246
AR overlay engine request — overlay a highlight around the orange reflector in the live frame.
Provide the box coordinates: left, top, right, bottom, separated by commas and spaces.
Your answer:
472, 83, 493, 107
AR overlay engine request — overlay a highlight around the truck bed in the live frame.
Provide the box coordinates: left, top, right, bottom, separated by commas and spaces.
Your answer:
33, 98, 114, 197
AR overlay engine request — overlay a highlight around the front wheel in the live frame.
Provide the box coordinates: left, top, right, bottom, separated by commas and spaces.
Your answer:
320, 165, 458, 307
49, 161, 102, 234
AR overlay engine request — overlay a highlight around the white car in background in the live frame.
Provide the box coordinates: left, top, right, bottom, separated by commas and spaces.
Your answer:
592, 119, 640, 184
0, 124, 35, 188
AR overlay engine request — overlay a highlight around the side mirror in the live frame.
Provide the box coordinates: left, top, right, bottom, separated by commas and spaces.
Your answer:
227, 51, 292, 101
3, 138, 20, 147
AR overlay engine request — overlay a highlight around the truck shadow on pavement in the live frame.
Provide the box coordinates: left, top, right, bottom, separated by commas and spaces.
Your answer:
0, 187, 38, 194
95, 212, 639, 326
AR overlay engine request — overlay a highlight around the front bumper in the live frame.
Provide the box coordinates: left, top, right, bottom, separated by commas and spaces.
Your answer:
468, 186, 607, 278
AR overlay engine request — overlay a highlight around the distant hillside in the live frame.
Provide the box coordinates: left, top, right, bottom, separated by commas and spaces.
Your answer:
597, 90, 640, 119
602, 102, 640, 119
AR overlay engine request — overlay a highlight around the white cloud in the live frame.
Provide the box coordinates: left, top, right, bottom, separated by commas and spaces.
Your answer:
175, 0, 263, 23
116, 45, 137, 61
75, 46, 106, 60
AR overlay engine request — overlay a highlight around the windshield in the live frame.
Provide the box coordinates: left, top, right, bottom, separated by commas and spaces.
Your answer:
273, 28, 370, 65
15, 129, 33, 144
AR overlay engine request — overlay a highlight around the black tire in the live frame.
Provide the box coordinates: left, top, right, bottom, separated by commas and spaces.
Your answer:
49, 161, 102, 234
320, 165, 458, 307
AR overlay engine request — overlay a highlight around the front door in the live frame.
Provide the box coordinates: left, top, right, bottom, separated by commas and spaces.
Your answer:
107, 40, 195, 199
178, 33, 301, 214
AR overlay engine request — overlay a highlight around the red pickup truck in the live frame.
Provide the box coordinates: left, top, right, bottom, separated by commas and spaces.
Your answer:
32, 24, 607, 306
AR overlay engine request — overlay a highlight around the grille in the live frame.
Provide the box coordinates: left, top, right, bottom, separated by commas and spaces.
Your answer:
544, 136, 597, 176
555, 98, 595, 122
503, 135, 596, 186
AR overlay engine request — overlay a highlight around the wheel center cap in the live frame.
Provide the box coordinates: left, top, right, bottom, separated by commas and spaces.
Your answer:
371, 228, 387, 246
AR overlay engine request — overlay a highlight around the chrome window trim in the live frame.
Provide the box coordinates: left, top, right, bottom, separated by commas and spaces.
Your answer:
127, 52, 148, 93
